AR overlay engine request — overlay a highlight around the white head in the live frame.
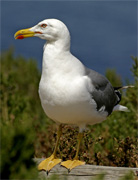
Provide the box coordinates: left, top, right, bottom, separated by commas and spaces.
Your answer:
14, 19, 70, 43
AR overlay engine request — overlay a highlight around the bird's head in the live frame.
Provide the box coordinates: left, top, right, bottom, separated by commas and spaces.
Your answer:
14, 19, 70, 42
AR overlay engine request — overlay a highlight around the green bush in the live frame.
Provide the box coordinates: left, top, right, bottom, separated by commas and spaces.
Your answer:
1, 122, 37, 179
0, 48, 45, 179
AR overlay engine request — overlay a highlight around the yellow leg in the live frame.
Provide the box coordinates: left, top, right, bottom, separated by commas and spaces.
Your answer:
38, 125, 62, 173
61, 132, 85, 171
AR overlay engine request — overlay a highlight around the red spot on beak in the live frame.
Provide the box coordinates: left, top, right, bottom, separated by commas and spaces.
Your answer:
16, 35, 24, 39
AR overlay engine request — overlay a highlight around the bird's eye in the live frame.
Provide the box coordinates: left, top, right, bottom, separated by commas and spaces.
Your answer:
41, 24, 47, 28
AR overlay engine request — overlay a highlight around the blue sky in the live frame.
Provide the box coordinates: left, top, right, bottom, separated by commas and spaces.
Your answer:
1, 1, 137, 83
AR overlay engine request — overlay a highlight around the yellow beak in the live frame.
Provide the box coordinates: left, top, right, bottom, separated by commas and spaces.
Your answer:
14, 28, 35, 39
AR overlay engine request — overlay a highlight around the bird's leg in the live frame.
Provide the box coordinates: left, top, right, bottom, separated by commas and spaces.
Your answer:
61, 132, 85, 171
74, 132, 83, 160
38, 125, 62, 173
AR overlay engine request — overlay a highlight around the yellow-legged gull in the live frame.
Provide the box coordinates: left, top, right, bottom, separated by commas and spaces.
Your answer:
14, 19, 129, 173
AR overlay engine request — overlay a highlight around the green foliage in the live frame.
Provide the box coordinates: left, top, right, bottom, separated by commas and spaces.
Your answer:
92, 174, 105, 180
119, 171, 135, 180
1, 48, 43, 125
1, 122, 37, 179
105, 68, 122, 87
0, 48, 47, 179
0, 49, 137, 179
131, 56, 138, 78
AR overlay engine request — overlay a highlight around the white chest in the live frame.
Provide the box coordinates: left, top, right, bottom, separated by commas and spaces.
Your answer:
38, 74, 106, 126
38, 45, 107, 126
39, 73, 89, 107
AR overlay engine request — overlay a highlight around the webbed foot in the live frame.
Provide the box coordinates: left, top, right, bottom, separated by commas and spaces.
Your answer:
61, 159, 85, 172
38, 154, 62, 173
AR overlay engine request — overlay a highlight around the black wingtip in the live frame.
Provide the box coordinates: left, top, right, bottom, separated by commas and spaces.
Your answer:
114, 87, 122, 90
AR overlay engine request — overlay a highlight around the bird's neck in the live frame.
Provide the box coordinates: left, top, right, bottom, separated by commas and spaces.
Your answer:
45, 36, 70, 51
41, 38, 71, 77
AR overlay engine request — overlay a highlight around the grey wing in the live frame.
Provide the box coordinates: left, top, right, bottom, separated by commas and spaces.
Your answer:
85, 67, 118, 115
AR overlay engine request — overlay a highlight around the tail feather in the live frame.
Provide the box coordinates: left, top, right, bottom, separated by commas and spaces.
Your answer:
113, 104, 130, 112
121, 85, 134, 89
114, 85, 134, 90
113, 85, 134, 107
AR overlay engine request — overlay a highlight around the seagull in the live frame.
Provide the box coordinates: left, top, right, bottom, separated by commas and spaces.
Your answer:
14, 19, 130, 173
